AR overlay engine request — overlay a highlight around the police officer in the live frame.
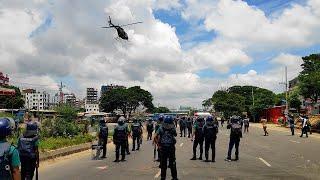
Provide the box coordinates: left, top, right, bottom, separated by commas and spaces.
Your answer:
97, 118, 108, 159
154, 116, 164, 162
113, 117, 128, 162
288, 114, 295, 136
155, 116, 178, 180
203, 116, 218, 162
124, 119, 131, 155
0, 118, 21, 180
146, 119, 154, 141
132, 119, 142, 151
190, 117, 204, 160
186, 117, 193, 138
179, 117, 186, 137
18, 121, 40, 180
225, 116, 242, 162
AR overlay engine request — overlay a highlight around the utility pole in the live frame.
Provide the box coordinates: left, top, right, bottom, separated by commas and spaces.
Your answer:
285, 66, 289, 120
59, 82, 65, 105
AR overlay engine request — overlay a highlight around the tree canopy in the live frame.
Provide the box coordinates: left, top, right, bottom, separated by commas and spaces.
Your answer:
100, 86, 154, 117
153, 106, 171, 113
298, 54, 320, 104
0, 85, 24, 109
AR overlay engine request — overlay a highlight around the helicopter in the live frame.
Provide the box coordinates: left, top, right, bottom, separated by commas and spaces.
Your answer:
102, 16, 142, 40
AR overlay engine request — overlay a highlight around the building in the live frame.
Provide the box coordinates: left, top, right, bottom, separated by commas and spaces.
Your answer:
24, 91, 50, 110
86, 88, 98, 103
64, 93, 76, 105
0, 72, 9, 86
101, 84, 125, 95
85, 103, 99, 114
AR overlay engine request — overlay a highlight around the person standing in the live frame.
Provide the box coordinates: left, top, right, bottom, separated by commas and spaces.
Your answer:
186, 117, 193, 138
154, 116, 178, 180
0, 118, 21, 180
300, 115, 308, 138
190, 117, 204, 160
288, 115, 295, 136
131, 119, 142, 151
179, 117, 186, 137
113, 117, 128, 162
220, 117, 225, 127
96, 118, 108, 159
203, 116, 218, 162
261, 118, 269, 136
225, 116, 242, 162
243, 117, 249, 133
124, 119, 131, 155
146, 119, 154, 141
18, 121, 40, 180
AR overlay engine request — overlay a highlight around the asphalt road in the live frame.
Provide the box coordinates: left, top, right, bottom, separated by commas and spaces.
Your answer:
39, 124, 320, 180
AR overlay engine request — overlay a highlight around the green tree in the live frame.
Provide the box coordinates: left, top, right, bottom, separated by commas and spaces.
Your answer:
298, 54, 320, 105
153, 106, 170, 113
202, 98, 212, 111
100, 86, 154, 117
54, 104, 78, 122
0, 85, 24, 109
288, 87, 302, 111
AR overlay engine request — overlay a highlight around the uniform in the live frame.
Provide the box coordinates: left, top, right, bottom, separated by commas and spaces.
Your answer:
179, 118, 187, 137
186, 118, 193, 138
203, 117, 218, 162
132, 121, 142, 151
146, 120, 154, 141
190, 118, 204, 160
97, 119, 108, 158
113, 117, 128, 162
226, 117, 242, 161
156, 116, 178, 180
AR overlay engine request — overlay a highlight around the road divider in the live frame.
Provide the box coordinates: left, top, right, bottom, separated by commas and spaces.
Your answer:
258, 157, 271, 167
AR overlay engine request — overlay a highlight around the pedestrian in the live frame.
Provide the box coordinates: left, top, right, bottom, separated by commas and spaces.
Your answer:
261, 118, 269, 136
221, 117, 225, 127
306, 115, 312, 135
96, 118, 108, 159
124, 119, 131, 155
0, 118, 21, 180
288, 114, 295, 136
186, 117, 193, 138
179, 117, 186, 137
190, 117, 204, 160
18, 121, 40, 180
146, 119, 154, 141
243, 117, 249, 133
154, 116, 164, 162
154, 116, 178, 180
225, 116, 242, 162
300, 115, 308, 138
203, 116, 218, 162
131, 119, 142, 151
113, 116, 128, 162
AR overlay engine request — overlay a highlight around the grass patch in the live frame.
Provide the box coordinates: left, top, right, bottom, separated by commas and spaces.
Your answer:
39, 134, 95, 152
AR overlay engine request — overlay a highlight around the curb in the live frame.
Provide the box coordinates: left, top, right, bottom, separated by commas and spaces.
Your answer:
39, 140, 112, 162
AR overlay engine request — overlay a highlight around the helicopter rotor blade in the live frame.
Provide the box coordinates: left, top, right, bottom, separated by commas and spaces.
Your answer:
120, 22, 143, 27
101, 26, 113, 28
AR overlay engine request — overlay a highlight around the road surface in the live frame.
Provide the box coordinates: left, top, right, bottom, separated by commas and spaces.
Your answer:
39, 124, 320, 180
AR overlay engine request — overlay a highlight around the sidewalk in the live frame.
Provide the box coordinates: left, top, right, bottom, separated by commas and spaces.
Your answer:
250, 123, 320, 139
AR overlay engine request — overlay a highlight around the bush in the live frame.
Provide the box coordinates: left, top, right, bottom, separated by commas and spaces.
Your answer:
40, 118, 82, 138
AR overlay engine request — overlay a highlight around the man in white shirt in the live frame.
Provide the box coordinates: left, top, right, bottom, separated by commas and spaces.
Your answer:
300, 115, 308, 138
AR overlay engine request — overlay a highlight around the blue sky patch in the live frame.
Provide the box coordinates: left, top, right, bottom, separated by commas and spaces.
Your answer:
29, 13, 53, 38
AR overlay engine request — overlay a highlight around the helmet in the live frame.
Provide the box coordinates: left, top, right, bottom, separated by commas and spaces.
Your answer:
164, 116, 173, 124
99, 118, 105, 126
118, 116, 125, 125
197, 117, 204, 122
230, 116, 240, 123
25, 122, 38, 136
158, 115, 164, 122
206, 116, 213, 122
0, 118, 12, 137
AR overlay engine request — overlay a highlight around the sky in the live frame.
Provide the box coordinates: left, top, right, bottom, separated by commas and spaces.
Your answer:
1, 0, 320, 109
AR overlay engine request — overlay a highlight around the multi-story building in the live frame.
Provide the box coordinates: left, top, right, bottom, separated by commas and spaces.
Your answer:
24, 91, 50, 110
86, 88, 98, 104
85, 103, 99, 114
64, 93, 76, 105
101, 84, 126, 95
0, 72, 9, 86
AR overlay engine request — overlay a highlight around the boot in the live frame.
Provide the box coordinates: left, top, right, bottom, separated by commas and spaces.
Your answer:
190, 156, 197, 160
198, 156, 202, 160
113, 159, 120, 162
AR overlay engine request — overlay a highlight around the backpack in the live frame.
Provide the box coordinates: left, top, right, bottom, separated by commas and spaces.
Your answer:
195, 122, 204, 139
204, 124, 217, 139
160, 128, 176, 147
0, 142, 13, 180
116, 125, 127, 141
132, 123, 141, 136
147, 123, 153, 132
17, 136, 38, 159
231, 123, 242, 137
99, 126, 108, 139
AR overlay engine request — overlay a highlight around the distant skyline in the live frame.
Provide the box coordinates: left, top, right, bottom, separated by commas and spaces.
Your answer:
1, 0, 319, 109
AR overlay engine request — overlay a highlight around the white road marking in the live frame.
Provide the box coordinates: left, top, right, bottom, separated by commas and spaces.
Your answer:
180, 143, 184, 147
289, 140, 301, 144
258, 157, 271, 167
154, 170, 161, 178
96, 166, 108, 170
